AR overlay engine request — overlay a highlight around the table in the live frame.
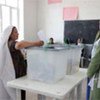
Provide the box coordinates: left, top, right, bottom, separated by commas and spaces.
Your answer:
7, 68, 87, 100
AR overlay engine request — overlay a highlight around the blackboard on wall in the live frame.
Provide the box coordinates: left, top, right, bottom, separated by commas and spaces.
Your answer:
64, 20, 100, 44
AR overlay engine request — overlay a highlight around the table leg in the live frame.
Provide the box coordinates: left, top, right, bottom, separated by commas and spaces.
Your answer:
52, 98, 61, 100
38, 94, 46, 100
38, 95, 61, 100
68, 89, 75, 100
16, 89, 21, 100
77, 82, 82, 100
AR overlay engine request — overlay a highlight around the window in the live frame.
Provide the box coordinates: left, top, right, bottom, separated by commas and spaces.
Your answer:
11, 9, 18, 27
2, 6, 10, 31
6, 0, 17, 7
0, 0, 5, 4
0, 7, 1, 33
0, 0, 24, 40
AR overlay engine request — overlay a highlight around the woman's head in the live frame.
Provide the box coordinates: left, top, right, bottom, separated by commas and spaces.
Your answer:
1, 26, 19, 42
49, 37, 54, 44
9, 26, 19, 41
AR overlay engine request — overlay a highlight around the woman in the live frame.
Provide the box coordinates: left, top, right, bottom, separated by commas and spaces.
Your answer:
0, 26, 44, 100
87, 30, 100, 100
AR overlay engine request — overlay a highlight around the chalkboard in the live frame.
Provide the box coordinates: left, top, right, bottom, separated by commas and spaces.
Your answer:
64, 20, 99, 44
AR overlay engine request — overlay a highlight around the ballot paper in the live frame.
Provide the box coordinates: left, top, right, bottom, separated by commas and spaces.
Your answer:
37, 30, 47, 43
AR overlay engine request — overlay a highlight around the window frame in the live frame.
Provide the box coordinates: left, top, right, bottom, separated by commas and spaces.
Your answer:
0, 0, 24, 40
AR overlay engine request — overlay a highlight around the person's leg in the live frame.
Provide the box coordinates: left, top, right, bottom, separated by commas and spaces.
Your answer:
21, 90, 26, 100
86, 78, 91, 100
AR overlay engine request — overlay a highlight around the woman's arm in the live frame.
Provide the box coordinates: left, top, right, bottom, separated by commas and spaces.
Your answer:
15, 40, 44, 49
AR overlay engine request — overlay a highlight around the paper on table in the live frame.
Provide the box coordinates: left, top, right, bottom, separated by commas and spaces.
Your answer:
37, 30, 47, 43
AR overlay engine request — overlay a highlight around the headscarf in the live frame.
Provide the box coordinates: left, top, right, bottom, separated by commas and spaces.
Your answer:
0, 26, 16, 100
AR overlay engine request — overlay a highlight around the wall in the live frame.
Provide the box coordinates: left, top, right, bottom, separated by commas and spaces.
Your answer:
37, 0, 63, 42
24, 0, 100, 42
37, 0, 100, 43
24, 0, 38, 41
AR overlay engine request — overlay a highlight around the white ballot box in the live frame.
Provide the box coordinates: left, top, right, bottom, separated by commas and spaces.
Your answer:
27, 45, 82, 83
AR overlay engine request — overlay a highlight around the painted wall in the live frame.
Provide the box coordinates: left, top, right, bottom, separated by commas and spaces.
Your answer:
24, 0, 38, 41
37, 0, 100, 43
24, 0, 100, 42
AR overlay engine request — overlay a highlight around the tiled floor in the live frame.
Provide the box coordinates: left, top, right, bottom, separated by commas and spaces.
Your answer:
26, 79, 87, 100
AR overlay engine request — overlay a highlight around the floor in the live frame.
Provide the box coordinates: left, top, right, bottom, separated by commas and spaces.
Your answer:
26, 79, 87, 100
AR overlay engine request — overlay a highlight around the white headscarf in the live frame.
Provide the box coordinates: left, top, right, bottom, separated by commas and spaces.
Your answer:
0, 26, 16, 100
